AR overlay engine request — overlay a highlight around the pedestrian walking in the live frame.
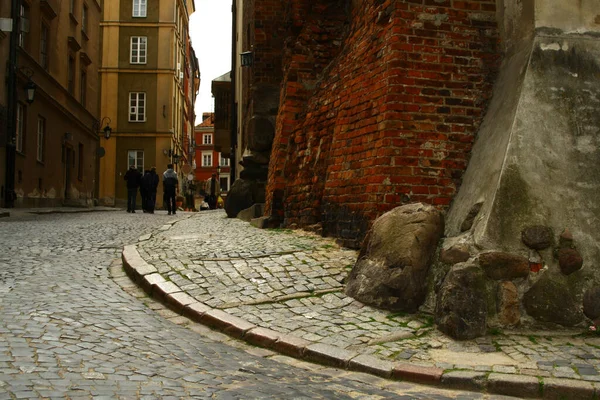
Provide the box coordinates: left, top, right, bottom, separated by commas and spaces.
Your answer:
204, 173, 221, 210
163, 164, 179, 215
140, 170, 150, 212
124, 165, 142, 213
144, 167, 159, 213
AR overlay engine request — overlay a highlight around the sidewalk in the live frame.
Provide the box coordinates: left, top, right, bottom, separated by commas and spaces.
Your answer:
123, 210, 600, 399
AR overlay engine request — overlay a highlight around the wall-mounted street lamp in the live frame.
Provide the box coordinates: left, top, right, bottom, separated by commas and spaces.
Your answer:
240, 51, 253, 67
92, 117, 112, 139
163, 148, 180, 164
18, 67, 36, 104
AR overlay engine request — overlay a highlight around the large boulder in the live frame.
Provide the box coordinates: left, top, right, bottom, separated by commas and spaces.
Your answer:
345, 203, 444, 312
435, 264, 488, 340
224, 179, 266, 218
523, 274, 583, 326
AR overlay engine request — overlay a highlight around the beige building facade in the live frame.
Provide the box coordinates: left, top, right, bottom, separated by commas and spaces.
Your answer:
1, 0, 102, 207
99, 0, 195, 207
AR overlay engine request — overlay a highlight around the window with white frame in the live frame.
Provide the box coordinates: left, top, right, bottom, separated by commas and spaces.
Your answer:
201, 151, 212, 167
203, 133, 212, 145
132, 0, 147, 17
129, 92, 146, 122
219, 153, 230, 167
127, 150, 144, 173
15, 103, 24, 153
130, 37, 147, 64
37, 117, 46, 162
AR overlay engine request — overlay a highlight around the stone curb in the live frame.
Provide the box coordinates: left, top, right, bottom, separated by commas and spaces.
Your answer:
121, 243, 600, 398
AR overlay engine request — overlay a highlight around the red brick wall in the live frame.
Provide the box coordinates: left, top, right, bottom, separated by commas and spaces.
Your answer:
265, 0, 500, 248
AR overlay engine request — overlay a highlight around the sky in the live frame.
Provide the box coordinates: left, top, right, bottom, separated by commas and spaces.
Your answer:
189, 0, 232, 124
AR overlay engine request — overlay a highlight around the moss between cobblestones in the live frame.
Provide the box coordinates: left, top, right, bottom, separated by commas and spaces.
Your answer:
528, 335, 539, 344
538, 377, 544, 397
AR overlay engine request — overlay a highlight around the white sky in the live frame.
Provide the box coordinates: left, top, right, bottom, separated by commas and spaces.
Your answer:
189, 0, 232, 124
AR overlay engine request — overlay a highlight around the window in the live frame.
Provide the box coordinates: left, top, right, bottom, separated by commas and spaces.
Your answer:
219, 154, 230, 167
127, 150, 144, 173
37, 117, 46, 162
70, 0, 75, 14
40, 23, 49, 70
68, 54, 75, 95
78, 143, 84, 180
219, 176, 230, 192
80, 69, 87, 105
82, 4, 88, 35
203, 134, 212, 145
18, 4, 29, 48
130, 36, 147, 64
15, 103, 24, 153
133, 0, 147, 17
201, 151, 212, 167
129, 92, 146, 122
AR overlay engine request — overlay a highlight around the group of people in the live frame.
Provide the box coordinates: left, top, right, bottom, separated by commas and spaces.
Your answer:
124, 164, 180, 215
124, 164, 221, 214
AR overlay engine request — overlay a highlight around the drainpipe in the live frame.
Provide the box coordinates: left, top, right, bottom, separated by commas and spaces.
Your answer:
230, 0, 237, 184
4, 0, 20, 208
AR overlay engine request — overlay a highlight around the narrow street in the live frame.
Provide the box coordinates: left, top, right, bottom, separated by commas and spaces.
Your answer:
0, 210, 504, 399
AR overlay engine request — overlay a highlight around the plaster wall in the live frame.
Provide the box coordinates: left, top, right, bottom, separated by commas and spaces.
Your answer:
535, 0, 600, 32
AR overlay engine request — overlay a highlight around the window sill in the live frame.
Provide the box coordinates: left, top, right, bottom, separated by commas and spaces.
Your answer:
69, 12, 78, 25
81, 29, 89, 41
36, 160, 45, 166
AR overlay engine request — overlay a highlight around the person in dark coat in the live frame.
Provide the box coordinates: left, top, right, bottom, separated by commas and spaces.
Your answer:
143, 167, 159, 213
124, 165, 142, 213
162, 164, 179, 215
140, 170, 150, 212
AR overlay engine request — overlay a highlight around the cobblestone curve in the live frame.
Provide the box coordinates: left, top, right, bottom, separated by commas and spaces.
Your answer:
135, 211, 600, 391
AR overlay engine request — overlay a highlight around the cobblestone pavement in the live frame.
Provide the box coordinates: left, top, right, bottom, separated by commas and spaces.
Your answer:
133, 210, 600, 393
0, 209, 504, 399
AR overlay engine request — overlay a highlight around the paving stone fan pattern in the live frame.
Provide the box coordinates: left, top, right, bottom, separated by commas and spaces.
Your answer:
136, 211, 600, 382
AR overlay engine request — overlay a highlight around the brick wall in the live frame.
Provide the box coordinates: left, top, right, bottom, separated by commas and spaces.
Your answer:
265, 0, 500, 248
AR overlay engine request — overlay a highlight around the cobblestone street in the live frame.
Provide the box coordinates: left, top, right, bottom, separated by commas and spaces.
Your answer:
0, 209, 500, 399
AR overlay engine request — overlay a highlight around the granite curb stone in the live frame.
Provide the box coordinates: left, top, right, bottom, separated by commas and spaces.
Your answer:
348, 354, 394, 378
304, 343, 359, 369
542, 377, 596, 399
120, 224, 600, 398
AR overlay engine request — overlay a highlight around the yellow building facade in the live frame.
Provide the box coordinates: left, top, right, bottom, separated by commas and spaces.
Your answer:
99, 0, 195, 207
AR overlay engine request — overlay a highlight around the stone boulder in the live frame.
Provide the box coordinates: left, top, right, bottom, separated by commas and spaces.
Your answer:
224, 179, 266, 219
435, 264, 488, 340
497, 281, 520, 327
345, 203, 444, 312
521, 225, 554, 250
583, 287, 600, 321
478, 252, 529, 281
523, 274, 583, 326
